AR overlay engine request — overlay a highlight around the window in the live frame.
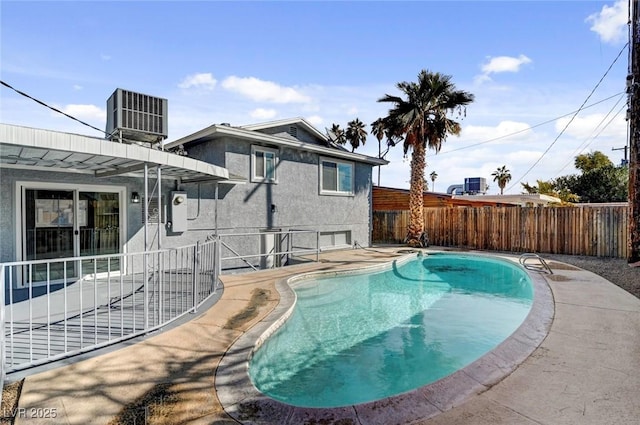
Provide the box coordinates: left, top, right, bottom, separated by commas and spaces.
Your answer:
252, 146, 278, 183
320, 158, 354, 195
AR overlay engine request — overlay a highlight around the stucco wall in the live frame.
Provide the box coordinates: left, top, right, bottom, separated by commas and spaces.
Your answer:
0, 168, 187, 263
179, 137, 373, 249
1, 137, 375, 272
255, 124, 323, 145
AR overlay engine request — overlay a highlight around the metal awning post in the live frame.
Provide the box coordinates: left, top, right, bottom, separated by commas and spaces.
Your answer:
144, 163, 149, 252
214, 182, 219, 236
157, 164, 162, 250
143, 163, 149, 330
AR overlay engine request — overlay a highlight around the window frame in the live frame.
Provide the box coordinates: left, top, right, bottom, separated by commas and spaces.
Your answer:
319, 157, 354, 196
251, 145, 279, 183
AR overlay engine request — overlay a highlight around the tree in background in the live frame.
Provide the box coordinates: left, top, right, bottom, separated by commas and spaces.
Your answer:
491, 165, 511, 195
378, 70, 474, 247
574, 151, 613, 172
371, 118, 385, 186
521, 180, 578, 204
328, 123, 346, 146
521, 151, 627, 204
346, 118, 368, 152
430, 171, 438, 192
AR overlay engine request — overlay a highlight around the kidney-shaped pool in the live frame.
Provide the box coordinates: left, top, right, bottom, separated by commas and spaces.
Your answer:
248, 253, 534, 408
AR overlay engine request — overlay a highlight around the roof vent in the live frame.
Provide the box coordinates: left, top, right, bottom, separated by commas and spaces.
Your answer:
220, 122, 231, 126
106, 88, 168, 144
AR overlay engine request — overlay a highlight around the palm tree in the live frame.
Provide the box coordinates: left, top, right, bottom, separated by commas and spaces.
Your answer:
346, 118, 367, 152
430, 171, 438, 192
491, 165, 512, 195
328, 123, 346, 146
378, 70, 474, 247
371, 118, 386, 185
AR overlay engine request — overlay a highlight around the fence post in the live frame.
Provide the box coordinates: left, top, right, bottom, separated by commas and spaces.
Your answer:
1, 266, 6, 403
143, 252, 149, 331
213, 237, 219, 290
192, 241, 200, 312
217, 235, 222, 286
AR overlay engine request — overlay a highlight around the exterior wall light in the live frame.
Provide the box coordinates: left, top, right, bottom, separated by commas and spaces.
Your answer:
131, 192, 141, 203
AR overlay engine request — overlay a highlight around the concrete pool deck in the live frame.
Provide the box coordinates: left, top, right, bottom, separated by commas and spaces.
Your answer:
9, 247, 640, 424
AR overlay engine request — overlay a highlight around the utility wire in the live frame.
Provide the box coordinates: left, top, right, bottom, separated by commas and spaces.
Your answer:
435, 92, 625, 156
554, 96, 627, 176
505, 41, 629, 192
0, 79, 107, 136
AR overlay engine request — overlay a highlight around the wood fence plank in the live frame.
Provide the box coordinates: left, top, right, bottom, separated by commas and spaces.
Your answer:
373, 205, 628, 258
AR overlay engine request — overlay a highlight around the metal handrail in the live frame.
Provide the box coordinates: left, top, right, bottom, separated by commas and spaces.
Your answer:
216, 229, 320, 271
519, 253, 553, 274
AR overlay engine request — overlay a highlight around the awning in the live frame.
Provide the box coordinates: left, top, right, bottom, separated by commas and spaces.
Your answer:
0, 123, 230, 183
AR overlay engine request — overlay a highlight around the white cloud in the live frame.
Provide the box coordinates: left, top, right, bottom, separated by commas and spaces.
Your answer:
100, 53, 111, 61
178, 73, 218, 90
463, 121, 533, 144
58, 104, 104, 121
586, 0, 628, 44
346, 106, 359, 115
221, 76, 311, 103
556, 112, 627, 140
306, 115, 324, 126
73, 85, 83, 91
249, 108, 277, 120
481, 54, 532, 75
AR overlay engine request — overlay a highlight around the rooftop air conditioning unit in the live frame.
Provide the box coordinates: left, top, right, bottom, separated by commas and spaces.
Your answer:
464, 177, 488, 195
106, 88, 168, 144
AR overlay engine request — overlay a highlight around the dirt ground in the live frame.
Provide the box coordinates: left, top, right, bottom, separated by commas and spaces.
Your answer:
544, 254, 640, 299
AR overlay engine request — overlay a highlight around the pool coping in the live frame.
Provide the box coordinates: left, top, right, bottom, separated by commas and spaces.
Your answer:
215, 251, 555, 425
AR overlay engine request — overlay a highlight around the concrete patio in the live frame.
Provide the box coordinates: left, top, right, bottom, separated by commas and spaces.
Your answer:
7, 247, 640, 424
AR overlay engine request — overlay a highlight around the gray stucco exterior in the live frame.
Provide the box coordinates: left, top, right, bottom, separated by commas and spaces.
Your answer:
1, 118, 386, 272
181, 136, 374, 243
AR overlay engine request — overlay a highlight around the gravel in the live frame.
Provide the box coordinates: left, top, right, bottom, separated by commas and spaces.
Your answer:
543, 254, 640, 299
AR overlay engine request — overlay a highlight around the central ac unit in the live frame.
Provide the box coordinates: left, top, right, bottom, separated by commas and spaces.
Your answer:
106, 88, 168, 143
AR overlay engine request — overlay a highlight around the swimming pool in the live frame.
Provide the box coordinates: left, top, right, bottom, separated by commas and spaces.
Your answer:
248, 253, 534, 408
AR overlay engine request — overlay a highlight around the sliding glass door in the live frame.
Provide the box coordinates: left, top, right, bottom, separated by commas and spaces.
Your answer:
23, 187, 122, 284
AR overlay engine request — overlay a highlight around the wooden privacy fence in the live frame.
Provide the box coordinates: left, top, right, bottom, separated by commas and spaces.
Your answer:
372, 206, 629, 258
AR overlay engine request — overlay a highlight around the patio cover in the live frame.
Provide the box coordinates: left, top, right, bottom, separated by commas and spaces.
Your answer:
0, 123, 230, 182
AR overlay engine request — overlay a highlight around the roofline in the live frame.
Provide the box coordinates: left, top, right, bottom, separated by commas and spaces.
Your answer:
240, 117, 329, 142
166, 124, 388, 166
0, 123, 230, 182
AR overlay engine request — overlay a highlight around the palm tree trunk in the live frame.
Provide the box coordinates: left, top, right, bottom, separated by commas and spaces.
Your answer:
407, 142, 426, 246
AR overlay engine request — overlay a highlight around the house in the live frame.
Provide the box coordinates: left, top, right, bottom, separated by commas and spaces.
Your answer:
373, 186, 516, 210
164, 117, 387, 260
0, 123, 230, 282
451, 193, 562, 207
0, 114, 387, 280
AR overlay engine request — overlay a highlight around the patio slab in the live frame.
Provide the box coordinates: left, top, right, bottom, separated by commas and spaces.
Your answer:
9, 247, 640, 425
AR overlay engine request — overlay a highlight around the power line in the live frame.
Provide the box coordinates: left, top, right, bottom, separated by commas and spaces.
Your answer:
435, 92, 625, 156
505, 41, 629, 191
0, 80, 107, 137
553, 95, 627, 176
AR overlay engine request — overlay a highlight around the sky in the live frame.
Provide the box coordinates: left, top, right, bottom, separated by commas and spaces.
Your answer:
0, 0, 632, 195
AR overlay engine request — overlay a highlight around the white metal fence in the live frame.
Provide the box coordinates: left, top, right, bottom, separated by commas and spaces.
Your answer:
1, 240, 219, 386
217, 229, 320, 272
1, 229, 320, 399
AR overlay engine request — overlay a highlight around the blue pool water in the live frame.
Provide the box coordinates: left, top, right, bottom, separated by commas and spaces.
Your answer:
249, 253, 533, 408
